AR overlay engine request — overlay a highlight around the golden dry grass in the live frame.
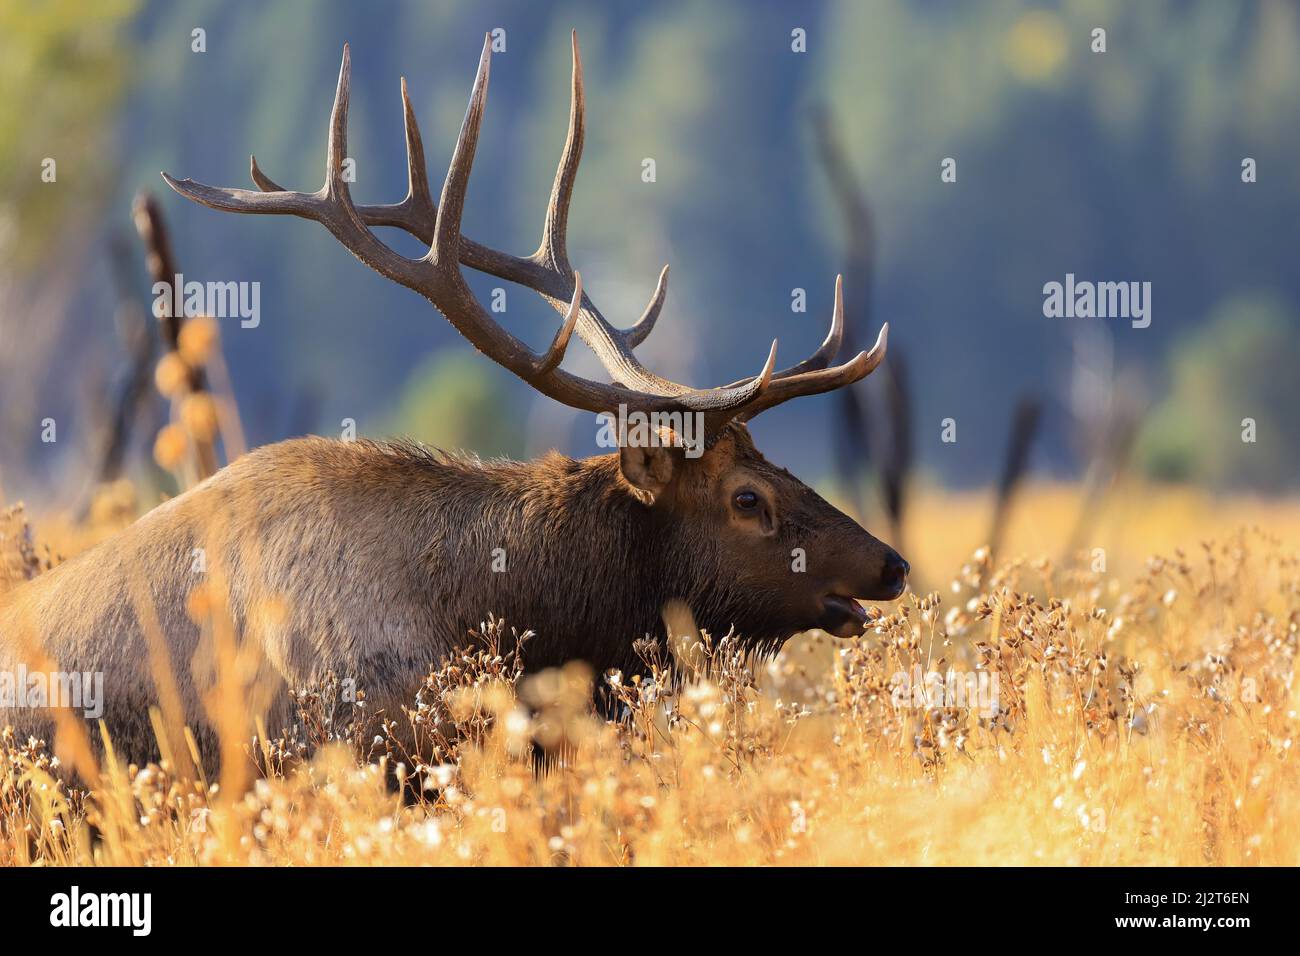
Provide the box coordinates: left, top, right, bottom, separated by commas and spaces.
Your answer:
2, 481, 1298, 866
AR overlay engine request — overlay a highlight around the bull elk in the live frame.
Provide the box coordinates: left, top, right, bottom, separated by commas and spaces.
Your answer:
0, 33, 907, 769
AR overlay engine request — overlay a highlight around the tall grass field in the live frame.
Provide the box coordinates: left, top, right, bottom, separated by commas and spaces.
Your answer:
3, 483, 1295, 866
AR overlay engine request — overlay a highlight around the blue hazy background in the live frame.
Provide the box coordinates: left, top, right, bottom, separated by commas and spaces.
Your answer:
2, 0, 1298, 506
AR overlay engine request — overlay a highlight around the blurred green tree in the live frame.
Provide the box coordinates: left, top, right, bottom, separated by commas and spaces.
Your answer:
0, 0, 137, 269
384, 350, 524, 458
1137, 295, 1300, 490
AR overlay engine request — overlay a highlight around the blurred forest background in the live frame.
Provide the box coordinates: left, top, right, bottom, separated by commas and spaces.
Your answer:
1, 0, 1298, 511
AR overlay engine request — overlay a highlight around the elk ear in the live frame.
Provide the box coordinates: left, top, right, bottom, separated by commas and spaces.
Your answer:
619, 443, 675, 499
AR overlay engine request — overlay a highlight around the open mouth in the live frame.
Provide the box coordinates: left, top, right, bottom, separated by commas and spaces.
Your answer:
818, 593, 871, 638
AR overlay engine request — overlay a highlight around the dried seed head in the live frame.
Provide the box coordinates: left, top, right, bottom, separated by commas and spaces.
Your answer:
155, 352, 191, 398
180, 392, 220, 442
153, 423, 188, 470
179, 315, 220, 367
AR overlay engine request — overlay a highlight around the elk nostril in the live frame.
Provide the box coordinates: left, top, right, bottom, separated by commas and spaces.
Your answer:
882, 551, 909, 590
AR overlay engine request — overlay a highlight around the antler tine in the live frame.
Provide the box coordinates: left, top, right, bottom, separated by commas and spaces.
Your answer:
736, 323, 888, 423
326, 44, 352, 196
161, 168, 320, 220
531, 31, 674, 357
625, 264, 669, 348
249, 154, 281, 193
535, 271, 583, 376
431, 35, 492, 266
398, 76, 435, 223
520, 31, 687, 390
774, 273, 844, 379
537, 29, 584, 272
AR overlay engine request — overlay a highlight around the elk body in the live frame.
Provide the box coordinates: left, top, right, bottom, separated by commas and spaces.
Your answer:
0, 34, 906, 769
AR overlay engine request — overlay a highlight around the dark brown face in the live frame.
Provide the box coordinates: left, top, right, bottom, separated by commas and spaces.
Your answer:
619, 423, 908, 642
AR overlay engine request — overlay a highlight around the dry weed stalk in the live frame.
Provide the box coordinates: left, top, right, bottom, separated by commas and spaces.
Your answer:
133, 192, 245, 488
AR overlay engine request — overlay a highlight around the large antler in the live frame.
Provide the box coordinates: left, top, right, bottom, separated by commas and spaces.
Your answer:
164, 32, 885, 440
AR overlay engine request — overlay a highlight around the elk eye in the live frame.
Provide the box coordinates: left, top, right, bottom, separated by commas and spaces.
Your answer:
733, 490, 760, 512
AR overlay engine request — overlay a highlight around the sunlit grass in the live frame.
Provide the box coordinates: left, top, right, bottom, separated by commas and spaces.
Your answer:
2, 483, 1297, 865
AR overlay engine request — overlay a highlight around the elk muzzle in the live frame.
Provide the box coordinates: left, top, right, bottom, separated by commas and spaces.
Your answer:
817, 546, 909, 638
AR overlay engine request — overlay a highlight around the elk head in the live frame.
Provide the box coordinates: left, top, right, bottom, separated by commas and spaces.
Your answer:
164, 32, 907, 645
618, 420, 908, 641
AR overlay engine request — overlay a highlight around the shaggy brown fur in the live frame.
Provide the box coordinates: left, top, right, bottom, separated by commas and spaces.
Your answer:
0, 425, 905, 768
